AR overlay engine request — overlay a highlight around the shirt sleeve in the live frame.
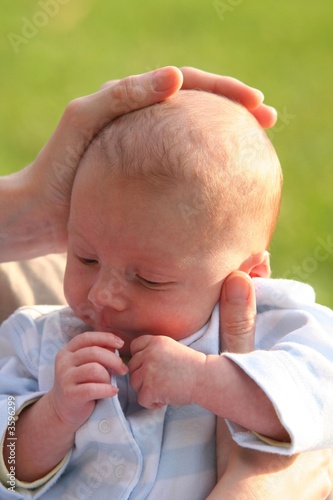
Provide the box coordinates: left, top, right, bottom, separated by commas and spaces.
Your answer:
0, 398, 70, 492
0, 307, 72, 497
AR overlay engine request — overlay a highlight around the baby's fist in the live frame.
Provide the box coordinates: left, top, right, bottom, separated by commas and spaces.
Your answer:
129, 335, 206, 409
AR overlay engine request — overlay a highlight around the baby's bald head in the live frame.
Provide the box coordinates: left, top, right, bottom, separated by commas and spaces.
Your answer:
80, 90, 282, 256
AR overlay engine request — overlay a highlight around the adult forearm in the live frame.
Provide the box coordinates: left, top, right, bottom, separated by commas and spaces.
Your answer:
196, 355, 290, 443
207, 439, 333, 500
3, 393, 76, 482
0, 169, 59, 262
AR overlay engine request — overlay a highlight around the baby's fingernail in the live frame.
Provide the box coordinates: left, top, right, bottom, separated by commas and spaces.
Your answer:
121, 364, 129, 375
115, 336, 124, 347
225, 276, 250, 303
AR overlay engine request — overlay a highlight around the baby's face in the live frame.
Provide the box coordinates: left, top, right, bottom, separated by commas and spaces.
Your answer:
65, 170, 241, 356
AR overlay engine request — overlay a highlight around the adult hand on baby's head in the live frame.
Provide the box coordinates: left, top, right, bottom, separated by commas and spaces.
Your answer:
40, 65, 275, 239
23, 67, 183, 255
180, 67, 278, 129
100, 67, 277, 129
6, 66, 276, 261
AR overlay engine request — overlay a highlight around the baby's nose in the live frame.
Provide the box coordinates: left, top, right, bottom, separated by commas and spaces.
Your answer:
88, 270, 128, 311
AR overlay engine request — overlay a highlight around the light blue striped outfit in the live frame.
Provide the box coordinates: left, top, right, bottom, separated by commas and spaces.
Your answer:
1, 278, 333, 499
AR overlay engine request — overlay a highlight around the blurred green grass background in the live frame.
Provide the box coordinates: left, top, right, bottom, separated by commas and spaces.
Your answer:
0, 0, 332, 307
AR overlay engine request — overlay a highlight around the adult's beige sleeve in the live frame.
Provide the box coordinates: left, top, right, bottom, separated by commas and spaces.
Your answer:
0, 254, 66, 323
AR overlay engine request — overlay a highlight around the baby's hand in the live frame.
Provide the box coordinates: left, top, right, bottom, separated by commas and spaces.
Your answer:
49, 332, 128, 429
129, 335, 206, 409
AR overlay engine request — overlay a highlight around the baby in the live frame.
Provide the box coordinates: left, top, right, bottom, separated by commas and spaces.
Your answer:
1, 91, 333, 499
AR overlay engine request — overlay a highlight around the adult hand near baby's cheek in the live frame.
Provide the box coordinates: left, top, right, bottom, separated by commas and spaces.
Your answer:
219, 271, 256, 353
129, 335, 205, 409
216, 271, 257, 479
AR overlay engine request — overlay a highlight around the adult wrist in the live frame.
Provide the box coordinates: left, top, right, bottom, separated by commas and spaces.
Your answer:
0, 167, 62, 261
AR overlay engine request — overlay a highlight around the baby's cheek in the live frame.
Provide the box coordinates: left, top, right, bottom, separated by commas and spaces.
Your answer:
64, 276, 83, 312
161, 312, 206, 341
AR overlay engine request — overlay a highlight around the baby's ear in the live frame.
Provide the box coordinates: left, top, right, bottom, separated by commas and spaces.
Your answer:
238, 251, 271, 279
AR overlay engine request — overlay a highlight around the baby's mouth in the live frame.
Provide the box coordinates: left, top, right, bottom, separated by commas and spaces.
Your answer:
78, 309, 144, 342
93, 319, 141, 340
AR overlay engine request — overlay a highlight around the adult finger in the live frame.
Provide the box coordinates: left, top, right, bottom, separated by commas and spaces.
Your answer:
84, 66, 183, 123
251, 103, 278, 128
180, 66, 263, 110
180, 66, 278, 127
98, 79, 120, 91
104, 68, 277, 127
43, 66, 183, 169
219, 271, 256, 354
217, 272, 256, 480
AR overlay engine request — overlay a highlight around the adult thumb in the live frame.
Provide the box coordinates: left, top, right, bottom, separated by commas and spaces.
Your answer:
219, 271, 256, 354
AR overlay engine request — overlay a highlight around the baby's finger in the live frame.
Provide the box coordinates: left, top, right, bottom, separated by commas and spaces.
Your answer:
72, 346, 128, 376
74, 381, 119, 401
128, 365, 143, 395
130, 335, 154, 356
66, 331, 124, 353
70, 362, 115, 385
127, 350, 144, 378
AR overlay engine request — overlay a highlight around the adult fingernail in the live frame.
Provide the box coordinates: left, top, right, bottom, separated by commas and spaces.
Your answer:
225, 275, 251, 303
152, 67, 179, 92
268, 105, 278, 118
252, 88, 265, 102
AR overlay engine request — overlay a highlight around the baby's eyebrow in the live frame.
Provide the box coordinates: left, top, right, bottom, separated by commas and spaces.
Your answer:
67, 223, 96, 249
67, 222, 86, 239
